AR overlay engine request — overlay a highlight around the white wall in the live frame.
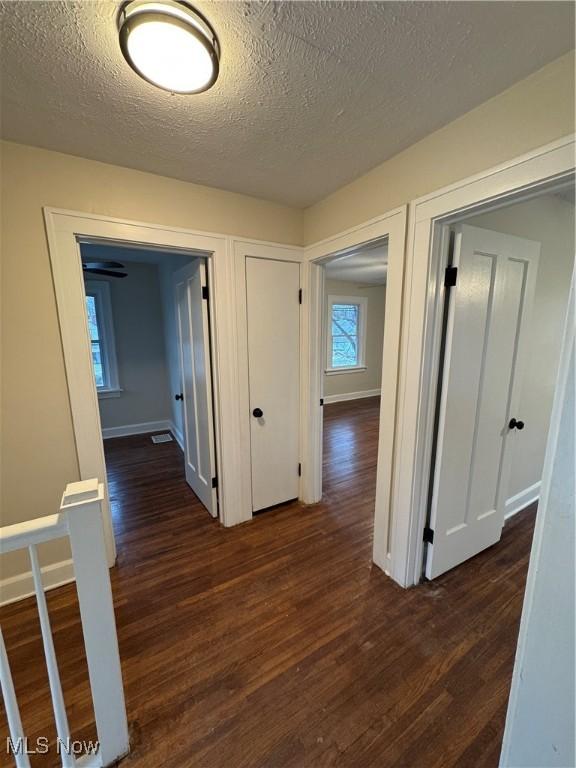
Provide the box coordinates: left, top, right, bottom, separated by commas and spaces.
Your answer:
500, 284, 574, 768
466, 194, 574, 509
86, 262, 172, 432
324, 279, 386, 400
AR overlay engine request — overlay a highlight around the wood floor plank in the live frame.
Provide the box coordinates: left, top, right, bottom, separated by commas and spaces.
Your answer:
0, 397, 535, 767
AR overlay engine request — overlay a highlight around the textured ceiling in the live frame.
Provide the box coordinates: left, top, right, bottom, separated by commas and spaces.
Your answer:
326, 240, 388, 284
1, 1, 573, 207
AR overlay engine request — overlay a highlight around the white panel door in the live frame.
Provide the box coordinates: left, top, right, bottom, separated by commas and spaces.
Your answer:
246, 257, 300, 512
426, 225, 540, 579
175, 259, 218, 517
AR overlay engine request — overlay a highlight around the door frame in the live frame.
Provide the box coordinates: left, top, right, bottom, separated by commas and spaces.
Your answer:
395, 134, 575, 587
44, 208, 245, 563
302, 206, 409, 581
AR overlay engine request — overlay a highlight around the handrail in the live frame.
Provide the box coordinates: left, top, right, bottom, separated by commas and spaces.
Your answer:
0, 479, 129, 768
0, 514, 68, 554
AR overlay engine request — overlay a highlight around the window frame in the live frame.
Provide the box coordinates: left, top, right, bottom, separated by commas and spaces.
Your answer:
84, 280, 121, 398
325, 294, 368, 374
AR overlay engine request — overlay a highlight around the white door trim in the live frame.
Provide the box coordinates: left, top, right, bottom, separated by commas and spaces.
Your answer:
302, 206, 409, 581
43, 208, 246, 564
394, 134, 575, 587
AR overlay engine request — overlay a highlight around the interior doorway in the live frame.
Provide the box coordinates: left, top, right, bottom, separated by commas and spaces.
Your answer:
316, 238, 388, 531
80, 241, 220, 522
423, 182, 575, 579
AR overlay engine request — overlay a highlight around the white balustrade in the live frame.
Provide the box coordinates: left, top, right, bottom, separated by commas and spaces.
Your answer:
0, 479, 129, 768
0, 627, 30, 768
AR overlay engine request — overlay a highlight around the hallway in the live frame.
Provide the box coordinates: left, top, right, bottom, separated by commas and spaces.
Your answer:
0, 398, 535, 767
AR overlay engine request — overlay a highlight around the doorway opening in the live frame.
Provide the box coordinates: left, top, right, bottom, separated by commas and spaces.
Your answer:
79, 240, 220, 531
422, 180, 574, 579
317, 237, 388, 530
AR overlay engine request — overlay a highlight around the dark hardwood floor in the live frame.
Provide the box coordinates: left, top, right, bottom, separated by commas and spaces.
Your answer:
0, 397, 536, 767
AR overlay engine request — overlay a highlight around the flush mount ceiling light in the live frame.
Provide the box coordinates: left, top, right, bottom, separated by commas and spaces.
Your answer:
118, 1, 220, 94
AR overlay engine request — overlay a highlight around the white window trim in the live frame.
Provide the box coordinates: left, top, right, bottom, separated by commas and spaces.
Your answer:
85, 280, 121, 396
325, 295, 368, 374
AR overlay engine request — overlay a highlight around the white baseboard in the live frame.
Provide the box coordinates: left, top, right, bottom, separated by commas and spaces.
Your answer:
323, 389, 381, 405
170, 421, 184, 450
0, 559, 75, 607
102, 419, 172, 439
505, 481, 541, 520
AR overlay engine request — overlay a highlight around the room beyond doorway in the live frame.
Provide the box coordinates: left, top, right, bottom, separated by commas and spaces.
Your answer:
323, 241, 387, 406
322, 397, 381, 504
318, 238, 388, 542
80, 240, 220, 522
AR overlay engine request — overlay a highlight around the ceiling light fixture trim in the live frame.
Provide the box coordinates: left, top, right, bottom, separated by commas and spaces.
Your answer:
118, 0, 220, 94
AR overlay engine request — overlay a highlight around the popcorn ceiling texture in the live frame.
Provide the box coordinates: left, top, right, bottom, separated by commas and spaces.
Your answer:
0, 0, 573, 207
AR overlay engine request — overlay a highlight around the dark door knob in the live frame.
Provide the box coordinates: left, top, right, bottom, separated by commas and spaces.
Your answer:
509, 418, 525, 430
252, 408, 263, 418
175, 393, 183, 401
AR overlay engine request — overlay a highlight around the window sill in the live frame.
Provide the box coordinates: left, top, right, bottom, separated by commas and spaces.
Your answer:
325, 366, 367, 376
97, 388, 123, 399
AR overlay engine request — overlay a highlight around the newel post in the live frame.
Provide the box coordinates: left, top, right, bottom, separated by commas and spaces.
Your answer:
62, 480, 129, 766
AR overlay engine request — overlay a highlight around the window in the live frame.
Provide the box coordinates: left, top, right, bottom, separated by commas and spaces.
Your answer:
326, 295, 367, 373
84, 281, 120, 397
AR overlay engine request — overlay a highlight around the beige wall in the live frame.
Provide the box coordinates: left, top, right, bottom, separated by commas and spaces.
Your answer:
466, 194, 575, 504
324, 280, 386, 399
1, 52, 574, 591
304, 52, 575, 244
89, 263, 172, 431
0, 142, 302, 585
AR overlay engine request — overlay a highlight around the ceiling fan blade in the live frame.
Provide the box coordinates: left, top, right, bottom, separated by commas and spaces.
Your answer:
82, 260, 126, 269
84, 268, 128, 278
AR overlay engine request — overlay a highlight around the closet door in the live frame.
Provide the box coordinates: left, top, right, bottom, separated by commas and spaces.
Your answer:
246, 257, 300, 512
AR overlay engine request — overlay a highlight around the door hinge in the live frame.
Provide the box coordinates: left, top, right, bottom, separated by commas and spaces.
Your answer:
202, 285, 209, 300
211, 476, 218, 489
423, 526, 434, 544
298, 463, 302, 477
298, 288, 303, 304
320, 398, 324, 406
444, 266, 458, 288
